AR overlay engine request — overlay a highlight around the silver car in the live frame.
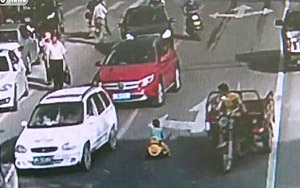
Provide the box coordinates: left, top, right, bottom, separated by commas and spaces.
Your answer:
0, 24, 39, 74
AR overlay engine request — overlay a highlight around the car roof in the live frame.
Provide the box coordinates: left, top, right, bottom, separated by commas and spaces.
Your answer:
0, 24, 22, 31
113, 35, 160, 50
40, 86, 102, 104
126, 5, 163, 13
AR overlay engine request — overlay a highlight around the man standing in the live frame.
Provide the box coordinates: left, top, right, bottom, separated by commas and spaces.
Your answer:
46, 34, 67, 90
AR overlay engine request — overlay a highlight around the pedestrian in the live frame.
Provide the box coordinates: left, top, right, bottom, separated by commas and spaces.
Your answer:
40, 32, 52, 84
92, 0, 111, 41
46, 34, 67, 90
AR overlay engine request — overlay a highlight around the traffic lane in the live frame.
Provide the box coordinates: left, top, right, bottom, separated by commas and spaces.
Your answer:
13, 137, 268, 188
0, 0, 136, 144
275, 72, 300, 188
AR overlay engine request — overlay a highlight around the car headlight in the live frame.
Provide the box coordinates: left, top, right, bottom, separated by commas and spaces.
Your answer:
140, 74, 154, 87
162, 29, 172, 39
126, 33, 134, 40
192, 15, 199, 20
0, 84, 13, 92
15, 145, 27, 153
205, 122, 211, 131
47, 12, 56, 19
62, 142, 76, 151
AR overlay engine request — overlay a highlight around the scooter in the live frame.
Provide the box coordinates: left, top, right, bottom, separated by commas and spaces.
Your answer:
185, 10, 203, 40
147, 137, 170, 158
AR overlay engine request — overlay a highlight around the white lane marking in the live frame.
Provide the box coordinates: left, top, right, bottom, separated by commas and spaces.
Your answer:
266, 0, 289, 187
151, 99, 206, 133
129, 0, 145, 8
108, 1, 125, 10
64, 5, 86, 17
117, 109, 139, 139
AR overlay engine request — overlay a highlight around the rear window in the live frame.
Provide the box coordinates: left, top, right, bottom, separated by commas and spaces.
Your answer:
0, 31, 18, 42
125, 8, 167, 27
0, 57, 9, 71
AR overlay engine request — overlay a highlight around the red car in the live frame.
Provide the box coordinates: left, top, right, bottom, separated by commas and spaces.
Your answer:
93, 35, 181, 106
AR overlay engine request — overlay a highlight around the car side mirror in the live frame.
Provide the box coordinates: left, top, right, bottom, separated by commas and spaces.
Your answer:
169, 17, 176, 23
275, 19, 283, 26
95, 61, 102, 67
21, 121, 28, 127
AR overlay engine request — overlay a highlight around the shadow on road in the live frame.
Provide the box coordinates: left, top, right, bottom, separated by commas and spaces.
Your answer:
235, 50, 281, 73
28, 77, 52, 91
64, 32, 91, 40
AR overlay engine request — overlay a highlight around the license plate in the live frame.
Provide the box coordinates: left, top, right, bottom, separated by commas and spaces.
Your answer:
112, 93, 131, 100
33, 156, 53, 165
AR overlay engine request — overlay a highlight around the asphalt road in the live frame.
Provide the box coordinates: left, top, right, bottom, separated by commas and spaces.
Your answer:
0, 0, 288, 187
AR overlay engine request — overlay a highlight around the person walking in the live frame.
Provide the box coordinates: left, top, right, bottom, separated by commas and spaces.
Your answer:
46, 34, 67, 90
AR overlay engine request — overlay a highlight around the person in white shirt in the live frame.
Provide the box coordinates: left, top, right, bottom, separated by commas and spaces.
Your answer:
46, 34, 67, 90
40, 32, 52, 84
91, 0, 110, 39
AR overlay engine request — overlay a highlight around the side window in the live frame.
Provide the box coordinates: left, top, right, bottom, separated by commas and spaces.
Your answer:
87, 96, 97, 116
92, 94, 105, 115
19, 25, 29, 39
157, 40, 170, 61
8, 50, 19, 71
99, 91, 110, 107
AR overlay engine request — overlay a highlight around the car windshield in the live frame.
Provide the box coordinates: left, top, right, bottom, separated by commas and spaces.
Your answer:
125, 9, 167, 27
0, 57, 9, 72
105, 43, 155, 65
28, 102, 83, 128
0, 31, 18, 43
286, 11, 300, 28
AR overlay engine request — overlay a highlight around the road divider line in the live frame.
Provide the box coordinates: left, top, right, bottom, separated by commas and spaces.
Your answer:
266, 0, 289, 187
65, 5, 86, 17
117, 109, 139, 139
108, 1, 125, 10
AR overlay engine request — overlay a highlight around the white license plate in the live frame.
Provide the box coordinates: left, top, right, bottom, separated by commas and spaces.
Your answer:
113, 93, 131, 100
33, 156, 53, 165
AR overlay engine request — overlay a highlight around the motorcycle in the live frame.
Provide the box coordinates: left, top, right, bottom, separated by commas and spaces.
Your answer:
185, 10, 203, 39
147, 137, 170, 158
216, 113, 234, 173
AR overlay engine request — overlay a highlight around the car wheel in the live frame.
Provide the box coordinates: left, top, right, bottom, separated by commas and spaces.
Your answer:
152, 81, 165, 107
12, 86, 18, 111
170, 68, 181, 93
79, 143, 91, 171
108, 127, 117, 150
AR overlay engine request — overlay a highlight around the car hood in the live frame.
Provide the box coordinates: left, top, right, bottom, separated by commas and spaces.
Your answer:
100, 63, 157, 82
17, 126, 83, 148
0, 72, 14, 84
126, 23, 169, 36
0, 42, 20, 51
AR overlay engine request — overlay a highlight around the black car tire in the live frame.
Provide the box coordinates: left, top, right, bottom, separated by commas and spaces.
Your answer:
12, 86, 18, 112
79, 143, 92, 171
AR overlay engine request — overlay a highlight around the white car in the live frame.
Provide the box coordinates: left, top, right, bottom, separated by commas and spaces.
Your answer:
15, 86, 118, 171
0, 49, 29, 111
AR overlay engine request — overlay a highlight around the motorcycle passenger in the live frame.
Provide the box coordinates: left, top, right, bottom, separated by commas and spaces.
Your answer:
92, 0, 111, 39
150, 119, 170, 156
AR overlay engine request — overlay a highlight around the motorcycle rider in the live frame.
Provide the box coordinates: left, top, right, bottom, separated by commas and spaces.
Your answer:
216, 83, 248, 154
150, 119, 170, 156
91, 0, 111, 40
181, 0, 203, 35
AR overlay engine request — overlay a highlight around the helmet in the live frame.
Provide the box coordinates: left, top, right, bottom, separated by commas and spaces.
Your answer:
218, 83, 229, 93
152, 119, 160, 128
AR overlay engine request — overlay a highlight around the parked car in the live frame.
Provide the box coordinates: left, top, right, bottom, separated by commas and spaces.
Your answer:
93, 35, 181, 106
15, 86, 118, 171
275, 9, 300, 66
0, 49, 29, 111
119, 5, 175, 40
0, 24, 39, 74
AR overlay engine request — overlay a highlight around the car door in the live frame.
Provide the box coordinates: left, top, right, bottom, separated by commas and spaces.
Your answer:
90, 93, 108, 147
98, 91, 116, 134
8, 51, 24, 99
86, 95, 100, 150
156, 39, 174, 87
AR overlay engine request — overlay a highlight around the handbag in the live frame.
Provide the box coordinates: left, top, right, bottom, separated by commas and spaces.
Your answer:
63, 61, 71, 85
